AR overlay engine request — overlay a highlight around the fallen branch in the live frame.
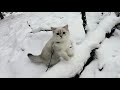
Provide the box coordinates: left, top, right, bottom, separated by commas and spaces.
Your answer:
105, 24, 119, 38
105, 12, 120, 38
27, 21, 34, 31
27, 21, 52, 33
40, 30, 52, 32
73, 48, 98, 78
73, 20, 120, 78
29, 30, 52, 33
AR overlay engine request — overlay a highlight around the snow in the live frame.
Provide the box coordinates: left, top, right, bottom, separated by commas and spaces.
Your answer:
40, 12, 120, 78
81, 29, 120, 78
86, 12, 111, 32
0, 12, 120, 78
0, 12, 84, 78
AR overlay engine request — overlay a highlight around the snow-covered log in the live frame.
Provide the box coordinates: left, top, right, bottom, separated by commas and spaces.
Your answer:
40, 13, 120, 78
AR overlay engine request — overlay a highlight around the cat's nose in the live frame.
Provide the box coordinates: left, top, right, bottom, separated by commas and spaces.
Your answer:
60, 36, 62, 38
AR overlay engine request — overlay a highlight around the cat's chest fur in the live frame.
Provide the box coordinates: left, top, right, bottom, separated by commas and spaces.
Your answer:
53, 40, 70, 51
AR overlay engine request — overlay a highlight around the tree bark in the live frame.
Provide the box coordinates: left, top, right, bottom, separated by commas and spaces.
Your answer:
115, 12, 120, 17
81, 12, 87, 34
0, 12, 4, 19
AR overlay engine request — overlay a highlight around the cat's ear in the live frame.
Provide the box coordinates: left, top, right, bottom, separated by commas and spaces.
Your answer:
63, 24, 68, 30
51, 27, 56, 33
51, 27, 56, 30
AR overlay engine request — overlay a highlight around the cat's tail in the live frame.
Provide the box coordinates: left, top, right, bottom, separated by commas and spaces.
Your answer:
27, 53, 43, 63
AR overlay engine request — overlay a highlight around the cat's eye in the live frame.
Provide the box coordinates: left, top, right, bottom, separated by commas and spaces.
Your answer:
63, 32, 65, 34
56, 33, 59, 35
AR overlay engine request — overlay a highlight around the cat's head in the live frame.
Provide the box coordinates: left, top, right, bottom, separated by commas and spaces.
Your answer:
51, 25, 70, 41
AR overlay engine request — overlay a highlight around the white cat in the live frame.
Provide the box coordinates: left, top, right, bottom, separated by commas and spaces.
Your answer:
28, 25, 74, 66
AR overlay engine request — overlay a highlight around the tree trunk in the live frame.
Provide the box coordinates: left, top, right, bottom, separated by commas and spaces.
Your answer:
115, 12, 120, 17
0, 12, 4, 19
81, 12, 87, 34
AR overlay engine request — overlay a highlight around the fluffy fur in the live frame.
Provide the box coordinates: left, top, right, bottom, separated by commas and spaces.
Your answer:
28, 25, 74, 66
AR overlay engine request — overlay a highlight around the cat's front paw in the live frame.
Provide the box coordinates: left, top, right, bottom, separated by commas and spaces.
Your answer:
66, 47, 74, 57
68, 52, 74, 57
64, 56, 70, 61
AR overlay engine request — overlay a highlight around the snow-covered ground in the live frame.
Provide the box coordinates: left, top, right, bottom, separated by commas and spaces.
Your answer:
0, 12, 120, 78
81, 29, 120, 78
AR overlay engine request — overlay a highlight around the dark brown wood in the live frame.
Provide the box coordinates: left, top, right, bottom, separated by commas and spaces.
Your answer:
0, 12, 4, 19
81, 12, 87, 34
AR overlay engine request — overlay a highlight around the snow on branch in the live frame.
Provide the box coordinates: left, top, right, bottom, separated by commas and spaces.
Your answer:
39, 13, 120, 78
27, 21, 52, 33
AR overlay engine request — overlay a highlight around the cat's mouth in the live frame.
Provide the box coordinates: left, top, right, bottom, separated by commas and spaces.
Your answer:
56, 42, 60, 43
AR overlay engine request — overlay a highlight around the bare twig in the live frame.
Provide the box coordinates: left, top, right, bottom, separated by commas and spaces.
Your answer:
40, 30, 52, 32
29, 29, 52, 33
27, 21, 52, 33
27, 21, 34, 31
